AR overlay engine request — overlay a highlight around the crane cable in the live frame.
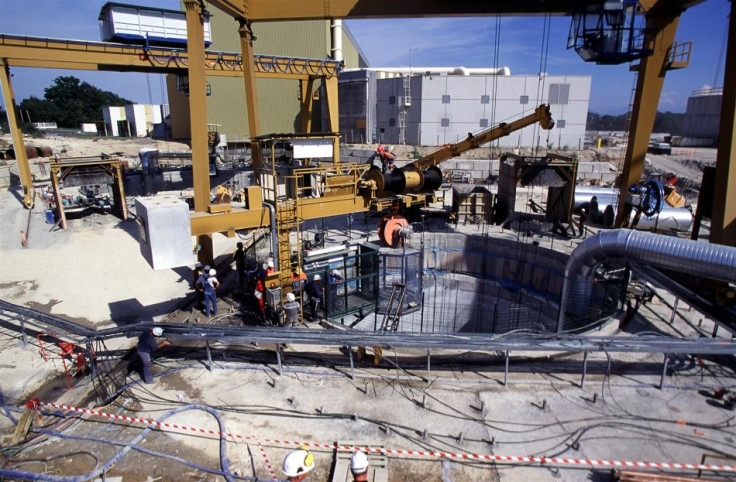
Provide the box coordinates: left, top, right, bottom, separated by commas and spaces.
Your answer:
534, 13, 552, 156
490, 14, 502, 162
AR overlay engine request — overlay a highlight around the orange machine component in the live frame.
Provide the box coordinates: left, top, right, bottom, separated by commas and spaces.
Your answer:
378, 214, 412, 247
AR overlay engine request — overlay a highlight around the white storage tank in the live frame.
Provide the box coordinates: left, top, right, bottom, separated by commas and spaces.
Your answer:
99, 2, 212, 48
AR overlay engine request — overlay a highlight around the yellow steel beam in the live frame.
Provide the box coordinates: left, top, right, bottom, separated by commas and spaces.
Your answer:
191, 207, 272, 236
218, 0, 610, 21
297, 195, 371, 219
185, 0, 215, 264
0, 35, 341, 80
299, 78, 316, 133
615, 10, 681, 227
239, 20, 261, 137
0, 62, 34, 208
323, 75, 339, 133
710, 0, 736, 247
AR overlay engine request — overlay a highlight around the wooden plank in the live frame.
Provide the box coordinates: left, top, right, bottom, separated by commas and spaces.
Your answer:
10, 409, 34, 446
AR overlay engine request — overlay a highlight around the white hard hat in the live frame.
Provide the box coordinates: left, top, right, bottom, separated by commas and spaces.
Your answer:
350, 451, 368, 474
313, 274, 321, 281
287, 292, 296, 302
331, 269, 340, 276
209, 268, 216, 276
152, 327, 164, 337
282, 447, 314, 478
267, 259, 274, 268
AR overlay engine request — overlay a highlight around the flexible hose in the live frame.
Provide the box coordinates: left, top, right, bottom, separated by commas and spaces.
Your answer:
0, 405, 246, 482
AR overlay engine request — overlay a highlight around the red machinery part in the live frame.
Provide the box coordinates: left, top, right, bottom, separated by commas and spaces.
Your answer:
378, 214, 409, 247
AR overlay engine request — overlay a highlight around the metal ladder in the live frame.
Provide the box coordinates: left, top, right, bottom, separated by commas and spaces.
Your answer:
380, 283, 406, 332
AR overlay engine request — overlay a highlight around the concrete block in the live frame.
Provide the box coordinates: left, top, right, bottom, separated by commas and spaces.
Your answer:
601, 173, 618, 183
135, 196, 193, 270
577, 163, 594, 173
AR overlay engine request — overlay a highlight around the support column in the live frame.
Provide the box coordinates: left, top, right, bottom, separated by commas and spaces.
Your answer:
323, 75, 339, 133
710, 0, 736, 247
299, 77, 315, 133
184, 1, 214, 264
239, 20, 261, 138
0, 63, 34, 208
615, 11, 681, 227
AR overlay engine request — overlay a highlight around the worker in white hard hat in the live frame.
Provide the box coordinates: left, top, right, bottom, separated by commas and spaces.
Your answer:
283, 292, 301, 327
266, 258, 275, 274
326, 269, 344, 315
350, 451, 369, 482
282, 446, 315, 481
305, 274, 323, 322
192, 262, 205, 309
136, 326, 169, 384
196, 268, 220, 317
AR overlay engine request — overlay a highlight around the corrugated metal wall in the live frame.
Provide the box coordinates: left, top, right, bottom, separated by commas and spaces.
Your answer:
171, 2, 367, 140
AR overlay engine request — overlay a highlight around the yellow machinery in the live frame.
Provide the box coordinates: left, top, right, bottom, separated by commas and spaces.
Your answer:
364, 104, 554, 198
248, 106, 554, 298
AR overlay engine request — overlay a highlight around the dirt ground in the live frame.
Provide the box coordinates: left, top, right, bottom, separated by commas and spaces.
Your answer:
0, 134, 733, 481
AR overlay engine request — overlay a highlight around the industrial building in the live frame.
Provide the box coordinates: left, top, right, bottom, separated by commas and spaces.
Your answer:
371, 71, 590, 149
1, 0, 736, 480
681, 87, 723, 146
167, 15, 367, 140
101, 103, 167, 137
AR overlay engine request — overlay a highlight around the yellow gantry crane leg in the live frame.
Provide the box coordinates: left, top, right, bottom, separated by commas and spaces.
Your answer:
0, 63, 34, 208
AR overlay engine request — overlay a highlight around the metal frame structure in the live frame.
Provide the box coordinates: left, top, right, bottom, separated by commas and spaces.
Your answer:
48, 156, 128, 231
1, 299, 734, 390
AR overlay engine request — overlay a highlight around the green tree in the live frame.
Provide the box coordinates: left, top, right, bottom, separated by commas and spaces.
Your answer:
19, 76, 132, 128
0, 105, 8, 133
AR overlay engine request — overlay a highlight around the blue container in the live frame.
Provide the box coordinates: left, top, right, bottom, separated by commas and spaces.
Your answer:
45, 210, 55, 224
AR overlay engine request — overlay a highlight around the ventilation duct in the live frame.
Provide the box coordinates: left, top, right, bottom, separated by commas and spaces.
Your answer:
557, 229, 736, 332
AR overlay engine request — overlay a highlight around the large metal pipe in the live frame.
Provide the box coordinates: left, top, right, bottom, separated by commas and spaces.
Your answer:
263, 201, 279, 271
573, 186, 693, 232
557, 229, 736, 332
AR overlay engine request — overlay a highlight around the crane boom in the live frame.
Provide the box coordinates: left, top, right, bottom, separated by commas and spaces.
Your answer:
410, 104, 554, 170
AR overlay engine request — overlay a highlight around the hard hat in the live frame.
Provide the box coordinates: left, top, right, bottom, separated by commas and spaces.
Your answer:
377, 145, 384, 153
313, 274, 321, 281
152, 327, 164, 337
282, 447, 314, 478
350, 451, 369, 474
262, 262, 268, 270
331, 269, 340, 276
267, 260, 274, 268
209, 268, 216, 276
204, 265, 211, 272
237, 242, 243, 248
195, 262, 202, 268
287, 292, 296, 302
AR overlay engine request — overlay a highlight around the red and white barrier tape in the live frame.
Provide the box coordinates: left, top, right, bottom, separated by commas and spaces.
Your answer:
34, 400, 736, 473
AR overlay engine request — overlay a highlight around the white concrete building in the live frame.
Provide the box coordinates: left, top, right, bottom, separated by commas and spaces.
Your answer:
102, 104, 165, 137
371, 72, 591, 149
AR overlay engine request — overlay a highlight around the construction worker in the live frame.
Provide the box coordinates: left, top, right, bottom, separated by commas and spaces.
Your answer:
283, 292, 301, 327
136, 326, 169, 384
350, 451, 369, 482
192, 262, 204, 308
197, 268, 220, 317
305, 274, 323, 322
233, 242, 246, 287
291, 268, 307, 297
326, 269, 344, 315
377, 145, 395, 172
281, 446, 315, 481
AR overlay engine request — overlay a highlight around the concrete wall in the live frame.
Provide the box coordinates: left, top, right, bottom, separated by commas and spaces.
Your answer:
392, 232, 566, 334
376, 74, 591, 149
683, 92, 721, 143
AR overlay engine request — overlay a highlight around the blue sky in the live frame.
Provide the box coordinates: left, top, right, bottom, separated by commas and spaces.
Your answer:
0, 0, 730, 115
